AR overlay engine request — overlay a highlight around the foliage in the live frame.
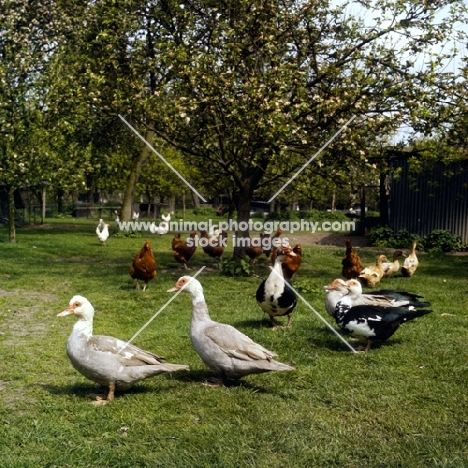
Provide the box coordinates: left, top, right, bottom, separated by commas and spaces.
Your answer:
112, 229, 141, 239
368, 226, 421, 249
265, 210, 294, 221
368, 226, 467, 252
3, 0, 468, 239
219, 257, 253, 277
422, 229, 466, 253
192, 207, 218, 217
299, 210, 351, 223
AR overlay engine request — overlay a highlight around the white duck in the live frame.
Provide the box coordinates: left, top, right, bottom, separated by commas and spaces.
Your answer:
96, 221, 110, 246
401, 241, 419, 277
323, 278, 349, 317
58, 295, 189, 404
167, 277, 295, 385
344, 279, 430, 308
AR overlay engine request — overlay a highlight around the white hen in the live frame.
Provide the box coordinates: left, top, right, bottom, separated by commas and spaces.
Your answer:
96, 221, 110, 246
149, 220, 169, 236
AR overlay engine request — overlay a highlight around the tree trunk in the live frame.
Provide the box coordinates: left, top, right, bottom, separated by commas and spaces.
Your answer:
86, 174, 95, 204
121, 128, 155, 221
41, 186, 46, 224
154, 195, 160, 218
191, 190, 200, 209
8, 186, 16, 243
57, 188, 65, 213
233, 183, 256, 259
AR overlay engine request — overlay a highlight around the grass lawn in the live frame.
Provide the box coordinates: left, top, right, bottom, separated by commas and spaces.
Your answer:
0, 218, 467, 467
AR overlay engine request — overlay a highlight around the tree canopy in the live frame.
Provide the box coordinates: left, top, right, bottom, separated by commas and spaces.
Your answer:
1, 0, 467, 246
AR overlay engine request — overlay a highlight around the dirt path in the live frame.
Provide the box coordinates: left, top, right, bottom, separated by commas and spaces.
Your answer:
282, 232, 367, 248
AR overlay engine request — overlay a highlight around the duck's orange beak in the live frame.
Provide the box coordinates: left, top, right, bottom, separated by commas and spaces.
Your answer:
57, 305, 74, 317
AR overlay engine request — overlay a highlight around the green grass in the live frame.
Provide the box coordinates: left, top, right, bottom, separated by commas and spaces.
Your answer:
1, 219, 468, 467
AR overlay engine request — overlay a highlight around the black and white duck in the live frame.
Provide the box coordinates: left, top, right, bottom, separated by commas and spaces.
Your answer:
255, 246, 297, 328
334, 284, 432, 352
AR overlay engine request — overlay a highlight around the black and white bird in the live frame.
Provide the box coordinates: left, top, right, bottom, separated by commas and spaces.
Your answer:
324, 278, 349, 317
345, 279, 431, 309
256, 246, 297, 328
334, 283, 432, 352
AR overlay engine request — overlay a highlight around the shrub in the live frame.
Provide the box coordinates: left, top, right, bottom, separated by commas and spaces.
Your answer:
422, 229, 466, 253
368, 226, 466, 252
392, 229, 422, 249
192, 207, 218, 216
265, 211, 295, 221
219, 257, 253, 277
250, 211, 266, 219
298, 209, 350, 223
368, 225, 395, 247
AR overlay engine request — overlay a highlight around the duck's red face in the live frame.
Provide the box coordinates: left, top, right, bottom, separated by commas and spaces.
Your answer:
324, 279, 347, 292
346, 279, 362, 292
167, 276, 191, 292
57, 298, 83, 317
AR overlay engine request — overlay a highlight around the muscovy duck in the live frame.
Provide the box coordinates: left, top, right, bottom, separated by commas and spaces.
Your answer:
323, 278, 349, 317
334, 299, 432, 352
167, 276, 295, 385
335, 280, 432, 351
256, 246, 297, 328
58, 296, 189, 404
345, 279, 431, 309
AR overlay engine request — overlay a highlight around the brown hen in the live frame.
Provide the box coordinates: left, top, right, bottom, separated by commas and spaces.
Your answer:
172, 232, 197, 270
263, 228, 283, 258
129, 240, 156, 291
271, 243, 302, 280
245, 234, 267, 264
199, 229, 227, 261
341, 238, 363, 279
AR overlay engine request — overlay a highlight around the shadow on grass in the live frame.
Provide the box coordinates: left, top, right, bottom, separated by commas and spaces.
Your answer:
168, 368, 289, 393
40, 369, 279, 399
231, 318, 272, 330
310, 325, 409, 353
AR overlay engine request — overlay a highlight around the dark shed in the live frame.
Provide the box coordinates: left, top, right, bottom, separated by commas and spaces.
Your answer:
389, 159, 468, 243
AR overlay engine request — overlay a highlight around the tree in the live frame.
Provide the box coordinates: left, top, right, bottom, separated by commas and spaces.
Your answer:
0, 1, 63, 242
140, 0, 466, 257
